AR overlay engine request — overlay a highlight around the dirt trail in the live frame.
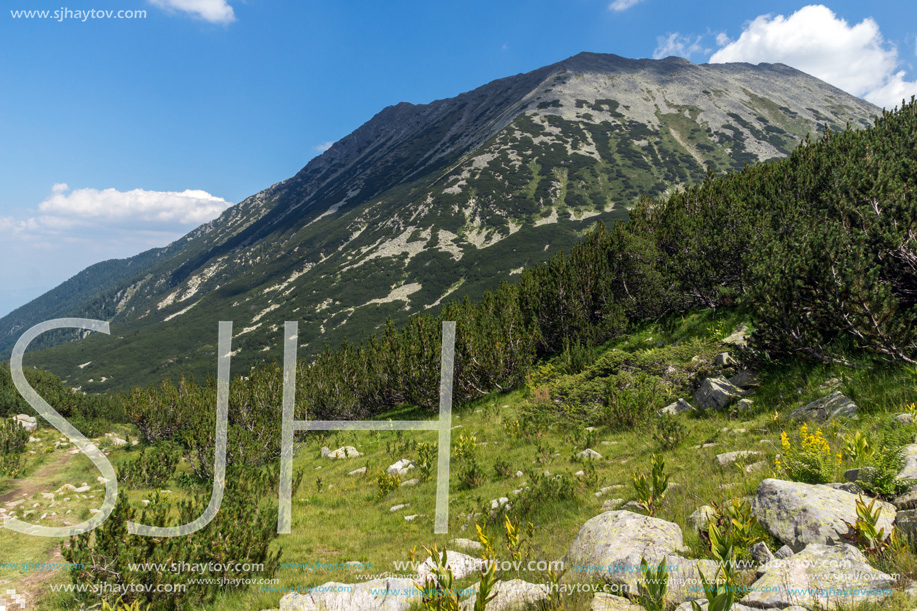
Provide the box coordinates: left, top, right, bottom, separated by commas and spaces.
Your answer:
0, 452, 75, 504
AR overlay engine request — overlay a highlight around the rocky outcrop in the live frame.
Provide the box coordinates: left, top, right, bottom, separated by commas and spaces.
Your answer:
694, 377, 744, 411
279, 578, 420, 611
752, 479, 895, 551
790, 392, 857, 421
741, 544, 894, 609
658, 399, 695, 416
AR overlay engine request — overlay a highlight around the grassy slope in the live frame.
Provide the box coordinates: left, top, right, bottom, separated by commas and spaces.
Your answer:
11, 308, 917, 610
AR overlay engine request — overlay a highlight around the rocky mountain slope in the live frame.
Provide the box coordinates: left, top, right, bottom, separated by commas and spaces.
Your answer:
1, 52, 879, 392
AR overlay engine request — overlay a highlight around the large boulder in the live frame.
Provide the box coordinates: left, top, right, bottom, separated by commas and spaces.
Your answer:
326, 446, 362, 459
279, 578, 420, 611
416, 550, 486, 583
14, 414, 37, 432
752, 479, 895, 552
790, 392, 857, 422
693, 377, 743, 411
896, 444, 917, 481
459, 579, 549, 611
741, 544, 894, 609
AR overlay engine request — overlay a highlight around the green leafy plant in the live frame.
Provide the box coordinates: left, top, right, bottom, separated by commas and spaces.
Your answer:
632, 453, 669, 517
454, 433, 477, 462
842, 495, 892, 557
376, 471, 401, 498
458, 457, 485, 490
690, 565, 735, 611
637, 556, 669, 611
119, 444, 180, 489
653, 414, 687, 449
493, 458, 513, 479
414, 546, 460, 611
842, 431, 875, 462
416, 441, 437, 482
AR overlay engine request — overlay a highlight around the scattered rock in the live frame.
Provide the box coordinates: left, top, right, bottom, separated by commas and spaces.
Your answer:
279, 578, 419, 611
817, 378, 843, 393
389, 504, 409, 512
745, 461, 768, 474
728, 370, 761, 389
450, 538, 484, 553
736, 398, 754, 411
694, 377, 744, 411
895, 509, 917, 541
348, 467, 367, 476
327, 446, 362, 459
714, 352, 734, 367
790, 392, 858, 421
898, 444, 917, 481
515, 471, 524, 478
750, 541, 774, 565
320, 446, 331, 457
753, 478, 895, 551
601, 499, 624, 511
404, 514, 422, 521
14, 414, 37, 432
715, 450, 763, 467
578, 449, 602, 460
460, 579, 549, 611
658, 399, 695, 416
774, 545, 794, 559
387, 459, 415, 476
893, 413, 915, 427
844, 467, 877, 484
400, 479, 419, 487
111, 437, 128, 447
893, 486, 917, 510
490, 497, 510, 511
742, 544, 894, 609
722, 325, 749, 348
688, 506, 716, 533
416, 550, 486, 582
621, 501, 644, 512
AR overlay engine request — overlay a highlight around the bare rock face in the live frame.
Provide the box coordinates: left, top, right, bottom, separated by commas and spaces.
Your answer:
694, 377, 744, 410
790, 392, 858, 421
279, 578, 420, 611
752, 479, 895, 552
459, 579, 549, 611
741, 544, 894, 609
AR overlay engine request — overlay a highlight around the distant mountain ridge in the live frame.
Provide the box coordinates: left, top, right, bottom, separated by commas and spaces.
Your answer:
1, 52, 879, 392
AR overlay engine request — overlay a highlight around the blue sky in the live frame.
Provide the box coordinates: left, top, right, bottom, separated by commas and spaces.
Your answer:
1, 0, 916, 317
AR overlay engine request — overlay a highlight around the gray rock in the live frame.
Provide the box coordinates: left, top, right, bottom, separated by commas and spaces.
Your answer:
327, 446, 361, 459
893, 486, 917, 509
694, 377, 744, 411
279, 578, 420, 611
714, 352, 734, 367
389, 504, 409, 512
742, 544, 894, 609
751, 541, 774, 565
320, 446, 331, 457
601, 498, 624, 511
416, 550, 486, 583
460, 579, 549, 611
450, 538, 484, 553
347, 467, 367, 476
898, 444, 917, 481
563, 510, 684, 590
688, 506, 717, 533
774, 544, 794, 559
790, 392, 858, 421
745, 461, 768, 473
14, 414, 37, 432
715, 450, 763, 467
722, 325, 749, 348
752, 478, 896, 551
386, 459, 415, 476
400, 479, 420, 487
578, 448, 602, 460
658, 399, 695, 416
621, 501, 644, 512
728, 370, 761, 389
844, 467, 877, 484
591, 593, 643, 611
894, 413, 915, 427
826, 482, 864, 495
736, 398, 755, 412
818, 378, 843, 393
895, 509, 917, 542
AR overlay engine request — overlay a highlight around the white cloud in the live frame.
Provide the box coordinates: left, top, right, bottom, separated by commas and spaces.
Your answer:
609, 0, 643, 12
709, 5, 917, 109
653, 32, 707, 60
149, 0, 235, 24
314, 141, 335, 153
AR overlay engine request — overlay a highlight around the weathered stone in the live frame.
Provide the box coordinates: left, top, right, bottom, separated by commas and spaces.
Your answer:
279, 578, 420, 611
751, 541, 774, 565
389, 504, 409, 512
715, 450, 763, 467
774, 544, 794, 559
386, 459, 414, 476
578, 448, 602, 460
844, 467, 877, 484
825, 482, 864, 495
893, 486, 917, 509
790, 392, 857, 421
736, 398, 755, 412
895, 509, 917, 542
327, 446, 361, 459
563, 510, 685, 591
400, 479, 419, 487
601, 499, 624, 511
694, 377, 744, 411
658, 399, 695, 416
741, 544, 894, 609
898, 444, 917, 481
752, 479, 895, 551
687, 506, 717, 533
818, 378, 842, 393
416, 550, 486, 583
320, 446, 330, 457
459, 579, 549, 611
450, 538, 483, 553
591, 593, 643, 611
728, 370, 761, 389
714, 352, 734, 367
14, 414, 37, 432
722, 325, 749, 348
894, 413, 915, 427
347, 467, 367, 476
